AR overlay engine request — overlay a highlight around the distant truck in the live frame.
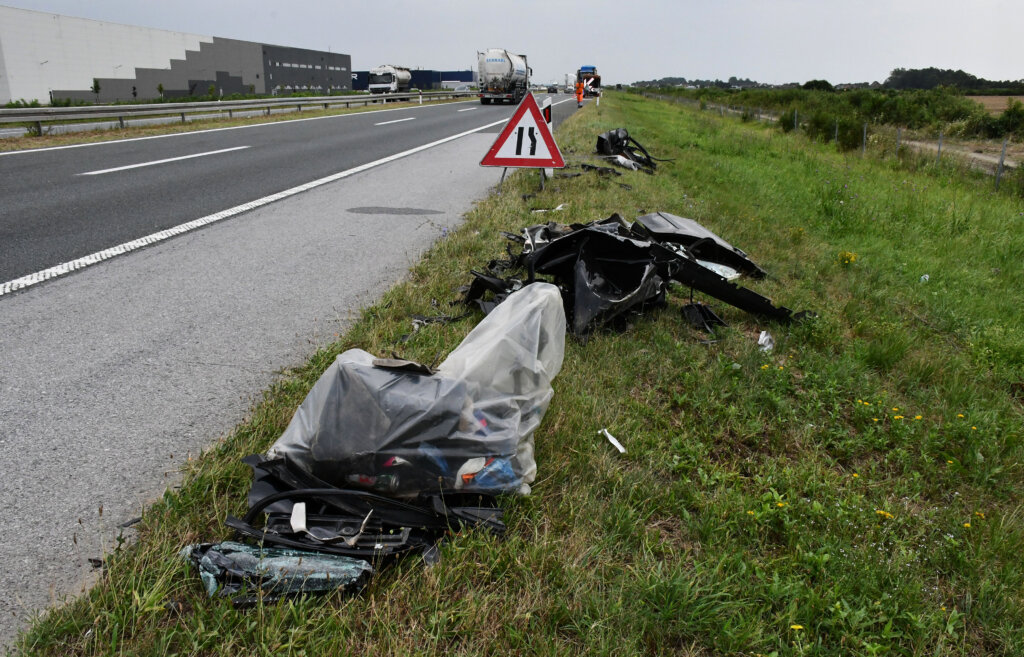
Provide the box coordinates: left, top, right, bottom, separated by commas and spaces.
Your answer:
477, 49, 530, 104
578, 65, 601, 97
368, 65, 412, 94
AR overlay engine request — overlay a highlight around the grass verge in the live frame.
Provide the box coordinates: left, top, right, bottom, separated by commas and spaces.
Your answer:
14, 92, 1024, 656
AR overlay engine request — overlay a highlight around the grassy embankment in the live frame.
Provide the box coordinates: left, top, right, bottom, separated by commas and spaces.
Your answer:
0, 97, 466, 153
15, 91, 1024, 656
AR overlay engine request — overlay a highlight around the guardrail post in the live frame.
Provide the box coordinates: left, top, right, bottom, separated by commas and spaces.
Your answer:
118, 116, 125, 129
296, 104, 302, 112
35, 120, 43, 135
228, 109, 233, 118
180, 112, 186, 124
419, 94, 423, 105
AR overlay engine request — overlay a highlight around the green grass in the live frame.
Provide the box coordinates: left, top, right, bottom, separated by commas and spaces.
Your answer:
14, 92, 1024, 656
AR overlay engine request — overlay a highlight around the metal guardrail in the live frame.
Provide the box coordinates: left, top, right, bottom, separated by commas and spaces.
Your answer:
0, 91, 477, 130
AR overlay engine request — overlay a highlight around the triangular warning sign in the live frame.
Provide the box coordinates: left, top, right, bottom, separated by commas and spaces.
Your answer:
480, 92, 565, 168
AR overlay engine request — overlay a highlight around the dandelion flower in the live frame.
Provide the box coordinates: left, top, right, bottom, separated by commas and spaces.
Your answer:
941, 606, 946, 611
791, 624, 804, 631
975, 512, 985, 519
894, 415, 904, 420
875, 509, 894, 519
872, 418, 879, 422
964, 522, 971, 528
947, 460, 953, 464
853, 473, 859, 478
747, 510, 755, 516
777, 502, 787, 508
893, 407, 899, 411
972, 426, 977, 431
914, 415, 922, 420
957, 413, 964, 418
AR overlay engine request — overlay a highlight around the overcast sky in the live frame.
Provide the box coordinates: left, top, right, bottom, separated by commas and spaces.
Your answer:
4, 0, 1021, 86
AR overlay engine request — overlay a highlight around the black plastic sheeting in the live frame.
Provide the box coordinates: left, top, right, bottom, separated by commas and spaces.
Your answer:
463, 213, 813, 337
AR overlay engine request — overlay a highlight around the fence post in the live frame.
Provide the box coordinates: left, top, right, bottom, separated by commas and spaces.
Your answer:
862, 123, 867, 155
794, 108, 798, 131
995, 137, 1009, 191
937, 131, 943, 164
834, 119, 839, 143
896, 127, 901, 154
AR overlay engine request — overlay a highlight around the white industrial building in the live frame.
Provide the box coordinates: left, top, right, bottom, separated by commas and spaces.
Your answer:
0, 5, 352, 104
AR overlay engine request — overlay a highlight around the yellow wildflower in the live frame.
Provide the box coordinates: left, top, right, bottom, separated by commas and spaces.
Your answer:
894, 415, 904, 420
947, 460, 953, 464
957, 413, 964, 418
875, 509, 894, 519
872, 418, 879, 422
852, 473, 859, 478
747, 510, 755, 516
777, 502, 787, 508
964, 522, 971, 528
791, 624, 804, 631
972, 426, 977, 430
975, 512, 985, 519
914, 415, 922, 420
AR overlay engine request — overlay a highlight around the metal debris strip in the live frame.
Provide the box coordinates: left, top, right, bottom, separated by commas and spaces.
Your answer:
462, 212, 814, 338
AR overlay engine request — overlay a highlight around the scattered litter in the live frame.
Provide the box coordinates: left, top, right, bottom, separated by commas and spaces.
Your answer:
531, 203, 568, 214
181, 541, 372, 603
758, 331, 774, 352
599, 428, 626, 454
920, 274, 930, 283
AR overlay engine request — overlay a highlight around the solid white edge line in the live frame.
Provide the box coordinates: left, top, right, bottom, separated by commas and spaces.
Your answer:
374, 117, 416, 126
0, 117, 509, 298
78, 145, 250, 175
0, 100, 478, 157
457, 107, 477, 112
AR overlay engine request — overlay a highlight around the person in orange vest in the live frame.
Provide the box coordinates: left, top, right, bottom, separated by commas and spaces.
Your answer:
575, 80, 584, 108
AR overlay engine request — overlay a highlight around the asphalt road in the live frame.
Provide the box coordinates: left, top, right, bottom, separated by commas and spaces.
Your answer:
0, 93, 580, 648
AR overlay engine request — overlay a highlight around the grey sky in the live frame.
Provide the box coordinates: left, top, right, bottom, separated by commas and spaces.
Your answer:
4, 0, 1021, 86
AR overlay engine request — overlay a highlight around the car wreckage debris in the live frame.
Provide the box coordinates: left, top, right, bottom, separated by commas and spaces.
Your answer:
596, 127, 668, 173
462, 213, 813, 337
181, 541, 372, 604
183, 285, 567, 599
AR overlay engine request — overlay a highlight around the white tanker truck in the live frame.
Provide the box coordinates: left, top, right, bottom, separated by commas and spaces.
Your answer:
368, 65, 412, 94
477, 49, 530, 104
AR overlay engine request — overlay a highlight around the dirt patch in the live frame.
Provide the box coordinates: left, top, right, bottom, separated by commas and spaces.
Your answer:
970, 95, 1024, 115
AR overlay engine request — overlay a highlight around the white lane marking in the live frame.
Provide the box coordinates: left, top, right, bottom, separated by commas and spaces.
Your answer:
1, 117, 510, 298
0, 100, 478, 158
375, 117, 416, 126
458, 107, 476, 112
78, 146, 250, 176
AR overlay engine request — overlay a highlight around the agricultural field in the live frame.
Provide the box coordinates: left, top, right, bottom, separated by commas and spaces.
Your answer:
971, 95, 1024, 115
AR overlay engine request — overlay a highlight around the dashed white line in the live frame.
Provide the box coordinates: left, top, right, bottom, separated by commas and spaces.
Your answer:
1, 117, 510, 298
78, 146, 250, 175
375, 117, 416, 126
458, 107, 477, 112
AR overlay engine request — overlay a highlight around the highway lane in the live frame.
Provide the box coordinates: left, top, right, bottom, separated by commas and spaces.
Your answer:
0, 92, 581, 648
0, 94, 573, 283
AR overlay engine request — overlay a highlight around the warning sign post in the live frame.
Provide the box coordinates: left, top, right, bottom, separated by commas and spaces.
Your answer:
480, 92, 565, 169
